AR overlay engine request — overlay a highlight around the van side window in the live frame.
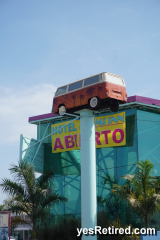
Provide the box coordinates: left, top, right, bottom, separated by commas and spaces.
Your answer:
68, 80, 83, 92
55, 86, 67, 96
84, 75, 99, 86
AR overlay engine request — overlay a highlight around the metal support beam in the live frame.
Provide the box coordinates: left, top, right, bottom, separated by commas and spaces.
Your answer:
22, 116, 80, 162
39, 121, 41, 140
63, 112, 79, 118
31, 122, 50, 163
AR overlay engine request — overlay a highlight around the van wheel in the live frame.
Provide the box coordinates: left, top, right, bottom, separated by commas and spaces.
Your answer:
90, 97, 100, 109
58, 105, 66, 115
110, 101, 119, 112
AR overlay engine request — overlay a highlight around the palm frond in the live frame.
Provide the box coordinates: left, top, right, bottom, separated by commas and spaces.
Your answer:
41, 193, 67, 208
111, 159, 160, 228
37, 169, 55, 189
0, 179, 25, 196
0, 160, 71, 237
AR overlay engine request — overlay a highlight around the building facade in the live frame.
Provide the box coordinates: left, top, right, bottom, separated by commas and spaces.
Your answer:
20, 95, 160, 229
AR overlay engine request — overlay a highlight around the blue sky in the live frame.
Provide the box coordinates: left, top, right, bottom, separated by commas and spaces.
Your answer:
0, 0, 160, 203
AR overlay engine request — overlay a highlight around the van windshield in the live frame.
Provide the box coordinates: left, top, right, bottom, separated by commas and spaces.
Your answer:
68, 80, 83, 92
55, 86, 67, 96
84, 75, 99, 86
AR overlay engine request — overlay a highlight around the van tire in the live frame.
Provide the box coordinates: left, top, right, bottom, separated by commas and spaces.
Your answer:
58, 105, 66, 115
110, 101, 119, 112
89, 97, 100, 109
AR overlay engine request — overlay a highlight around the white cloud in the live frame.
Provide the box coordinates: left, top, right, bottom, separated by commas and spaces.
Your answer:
0, 84, 56, 144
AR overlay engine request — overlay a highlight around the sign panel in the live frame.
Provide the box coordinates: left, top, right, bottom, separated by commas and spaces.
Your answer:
0, 212, 11, 240
95, 112, 126, 148
52, 112, 126, 153
52, 120, 80, 153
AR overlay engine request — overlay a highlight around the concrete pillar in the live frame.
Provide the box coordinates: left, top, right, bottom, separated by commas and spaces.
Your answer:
80, 109, 97, 240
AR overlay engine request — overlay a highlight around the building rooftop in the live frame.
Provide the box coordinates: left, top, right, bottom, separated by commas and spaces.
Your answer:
127, 95, 160, 106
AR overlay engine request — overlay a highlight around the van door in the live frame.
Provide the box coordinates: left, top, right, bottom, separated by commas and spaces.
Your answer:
68, 80, 83, 108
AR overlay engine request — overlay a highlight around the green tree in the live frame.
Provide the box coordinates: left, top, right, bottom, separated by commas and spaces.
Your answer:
0, 204, 4, 211
98, 173, 135, 226
0, 161, 67, 239
98, 173, 125, 220
113, 160, 160, 228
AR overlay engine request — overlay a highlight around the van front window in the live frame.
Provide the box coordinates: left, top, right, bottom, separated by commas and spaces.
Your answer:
84, 75, 99, 86
55, 86, 67, 96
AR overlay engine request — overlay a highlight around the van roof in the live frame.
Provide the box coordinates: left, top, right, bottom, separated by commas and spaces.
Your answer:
56, 72, 124, 89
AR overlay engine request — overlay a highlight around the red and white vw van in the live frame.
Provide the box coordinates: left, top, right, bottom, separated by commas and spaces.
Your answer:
52, 72, 127, 115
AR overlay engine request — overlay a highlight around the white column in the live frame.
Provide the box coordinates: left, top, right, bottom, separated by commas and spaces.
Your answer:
80, 109, 97, 240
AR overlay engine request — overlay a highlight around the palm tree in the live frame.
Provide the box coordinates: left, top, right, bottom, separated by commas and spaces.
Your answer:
112, 160, 160, 228
97, 86, 103, 97
71, 94, 76, 106
0, 204, 4, 211
98, 173, 133, 225
87, 87, 95, 97
79, 94, 84, 105
0, 161, 67, 239
53, 98, 58, 106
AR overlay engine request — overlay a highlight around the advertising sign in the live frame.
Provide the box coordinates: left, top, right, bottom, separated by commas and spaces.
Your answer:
0, 212, 11, 240
52, 112, 126, 153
